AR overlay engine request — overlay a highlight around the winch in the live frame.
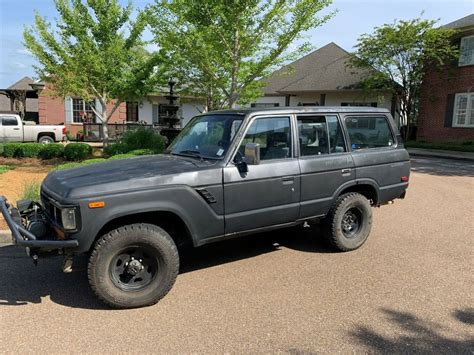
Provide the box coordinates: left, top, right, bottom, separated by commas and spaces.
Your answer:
17, 200, 50, 240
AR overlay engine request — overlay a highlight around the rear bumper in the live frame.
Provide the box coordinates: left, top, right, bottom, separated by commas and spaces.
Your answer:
0, 195, 78, 249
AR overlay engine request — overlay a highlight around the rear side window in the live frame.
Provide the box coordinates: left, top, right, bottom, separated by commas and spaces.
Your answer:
297, 115, 346, 156
1, 116, 18, 126
345, 116, 394, 150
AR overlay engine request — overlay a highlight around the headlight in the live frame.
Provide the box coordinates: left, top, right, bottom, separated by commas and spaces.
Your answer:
61, 208, 77, 230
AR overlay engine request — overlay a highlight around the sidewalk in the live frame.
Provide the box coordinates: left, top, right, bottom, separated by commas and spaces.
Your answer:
0, 230, 12, 245
407, 148, 474, 162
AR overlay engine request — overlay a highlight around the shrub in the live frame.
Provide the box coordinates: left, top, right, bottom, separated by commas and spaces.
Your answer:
105, 128, 166, 156
38, 144, 65, 159
64, 143, 92, 161
2, 143, 23, 158
0, 165, 14, 174
103, 142, 128, 156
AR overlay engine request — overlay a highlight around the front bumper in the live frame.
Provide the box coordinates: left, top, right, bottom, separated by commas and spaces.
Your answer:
0, 195, 79, 249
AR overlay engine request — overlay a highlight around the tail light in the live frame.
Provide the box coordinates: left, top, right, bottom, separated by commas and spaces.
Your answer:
401, 176, 409, 182
62, 127, 67, 135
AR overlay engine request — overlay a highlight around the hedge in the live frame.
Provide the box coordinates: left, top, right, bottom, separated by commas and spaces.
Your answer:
104, 128, 165, 156
38, 144, 65, 159
64, 143, 93, 161
1, 143, 48, 158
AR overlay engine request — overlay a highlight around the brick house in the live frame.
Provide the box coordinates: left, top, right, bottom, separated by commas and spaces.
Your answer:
251, 42, 399, 124
417, 14, 474, 142
37, 83, 205, 139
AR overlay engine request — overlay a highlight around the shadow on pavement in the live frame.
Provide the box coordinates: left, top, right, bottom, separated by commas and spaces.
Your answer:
350, 308, 474, 353
410, 157, 474, 177
0, 225, 331, 310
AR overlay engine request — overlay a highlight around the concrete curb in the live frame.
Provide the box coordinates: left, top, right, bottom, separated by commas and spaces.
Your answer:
407, 148, 474, 162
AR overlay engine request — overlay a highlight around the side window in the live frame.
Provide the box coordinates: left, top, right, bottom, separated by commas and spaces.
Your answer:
345, 116, 394, 150
1, 117, 19, 126
297, 115, 346, 156
240, 116, 291, 161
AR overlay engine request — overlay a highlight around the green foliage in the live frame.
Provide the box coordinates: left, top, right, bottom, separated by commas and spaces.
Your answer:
405, 141, 474, 153
1, 143, 23, 158
148, 0, 334, 109
1, 143, 46, 158
128, 149, 155, 155
64, 143, 92, 161
54, 150, 147, 170
24, 0, 160, 144
105, 128, 165, 156
108, 153, 138, 160
0, 165, 14, 175
38, 144, 65, 159
350, 18, 459, 138
21, 181, 41, 201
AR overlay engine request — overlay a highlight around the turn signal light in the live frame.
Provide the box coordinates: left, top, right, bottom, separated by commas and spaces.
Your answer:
88, 201, 105, 209
401, 176, 409, 182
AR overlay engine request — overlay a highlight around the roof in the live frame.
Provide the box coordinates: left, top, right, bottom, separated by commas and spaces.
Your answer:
6, 76, 35, 91
207, 106, 390, 115
443, 14, 474, 30
262, 42, 372, 95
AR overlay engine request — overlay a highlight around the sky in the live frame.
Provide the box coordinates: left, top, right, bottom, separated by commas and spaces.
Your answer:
0, 0, 472, 88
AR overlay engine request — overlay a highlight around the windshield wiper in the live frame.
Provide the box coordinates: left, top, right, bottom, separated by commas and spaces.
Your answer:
172, 150, 220, 161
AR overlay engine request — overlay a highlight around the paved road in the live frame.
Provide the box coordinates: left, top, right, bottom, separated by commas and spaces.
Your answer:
1, 157, 473, 353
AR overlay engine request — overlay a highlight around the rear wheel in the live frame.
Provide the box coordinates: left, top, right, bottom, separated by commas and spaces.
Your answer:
88, 223, 179, 308
38, 135, 54, 144
323, 193, 372, 251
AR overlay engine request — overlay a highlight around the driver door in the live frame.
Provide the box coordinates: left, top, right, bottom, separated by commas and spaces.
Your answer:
0, 116, 22, 142
223, 115, 300, 234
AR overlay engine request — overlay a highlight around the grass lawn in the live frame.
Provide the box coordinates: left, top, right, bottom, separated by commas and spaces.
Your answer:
0, 165, 15, 174
405, 141, 474, 153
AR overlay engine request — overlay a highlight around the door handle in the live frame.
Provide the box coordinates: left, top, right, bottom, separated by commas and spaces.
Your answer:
13, 128, 20, 130
341, 168, 351, 175
282, 176, 294, 185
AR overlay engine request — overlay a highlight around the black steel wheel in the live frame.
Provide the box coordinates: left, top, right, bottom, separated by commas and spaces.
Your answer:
323, 192, 372, 252
88, 223, 179, 309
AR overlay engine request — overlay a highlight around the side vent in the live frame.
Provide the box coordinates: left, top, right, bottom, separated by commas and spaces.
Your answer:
196, 188, 217, 204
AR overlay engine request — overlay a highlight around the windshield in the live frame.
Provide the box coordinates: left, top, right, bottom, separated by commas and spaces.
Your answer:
168, 114, 244, 160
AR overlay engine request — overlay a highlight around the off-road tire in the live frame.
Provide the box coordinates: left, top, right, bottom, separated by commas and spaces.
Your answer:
323, 192, 372, 252
88, 223, 179, 309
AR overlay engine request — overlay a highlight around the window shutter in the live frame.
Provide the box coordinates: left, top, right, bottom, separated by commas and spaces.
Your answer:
64, 96, 72, 124
444, 94, 455, 127
152, 104, 159, 124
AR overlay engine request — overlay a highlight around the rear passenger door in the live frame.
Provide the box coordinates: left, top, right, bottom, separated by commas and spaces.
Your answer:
297, 114, 355, 218
344, 114, 409, 201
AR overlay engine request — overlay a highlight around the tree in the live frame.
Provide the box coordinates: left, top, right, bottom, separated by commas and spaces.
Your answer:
350, 18, 458, 139
24, 0, 160, 145
148, 0, 334, 111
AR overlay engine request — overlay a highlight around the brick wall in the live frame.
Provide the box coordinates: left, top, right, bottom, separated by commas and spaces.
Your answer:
38, 85, 127, 136
418, 45, 474, 142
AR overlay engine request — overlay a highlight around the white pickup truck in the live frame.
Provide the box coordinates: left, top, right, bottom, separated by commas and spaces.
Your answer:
0, 113, 66, 143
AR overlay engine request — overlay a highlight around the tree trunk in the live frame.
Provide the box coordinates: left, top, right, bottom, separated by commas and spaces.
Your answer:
102, 121, 109, 147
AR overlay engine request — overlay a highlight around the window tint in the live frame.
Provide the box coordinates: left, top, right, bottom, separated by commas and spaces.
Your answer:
240, 116, 291, 160
1, 117, 18, 126
297, 115, 346, 156
345, 116, 394, 150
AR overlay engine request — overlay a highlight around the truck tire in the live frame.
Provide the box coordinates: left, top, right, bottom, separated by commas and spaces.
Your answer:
323, 192, 372, 252
88, 223, 179, 309
38, 135, 54, 144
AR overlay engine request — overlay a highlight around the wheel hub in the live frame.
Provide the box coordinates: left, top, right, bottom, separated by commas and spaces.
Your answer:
341, 208, 362, 237
126, 259, 143, 275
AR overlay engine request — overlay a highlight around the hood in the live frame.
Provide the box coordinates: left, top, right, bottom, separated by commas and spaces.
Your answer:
42, 154, 218, 200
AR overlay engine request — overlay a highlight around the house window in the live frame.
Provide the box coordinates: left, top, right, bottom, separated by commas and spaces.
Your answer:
72, 98, 95, 123
459, 35, 474, 67
453, 93, 474, 127
126, 102, 139, 122
341, 102, 377, 107
250, 103, 280, 108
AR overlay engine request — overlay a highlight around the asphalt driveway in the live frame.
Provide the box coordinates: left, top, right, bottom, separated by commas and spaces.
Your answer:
0, 157, 473, 353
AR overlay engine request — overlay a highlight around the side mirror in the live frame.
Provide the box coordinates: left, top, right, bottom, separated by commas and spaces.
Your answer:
244, 143, 260, 165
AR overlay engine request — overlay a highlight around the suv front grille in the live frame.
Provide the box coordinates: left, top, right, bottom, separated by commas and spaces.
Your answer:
41, 192, 63, 226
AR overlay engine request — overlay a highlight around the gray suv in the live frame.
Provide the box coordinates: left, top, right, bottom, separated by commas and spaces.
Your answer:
0, 107, 410, 308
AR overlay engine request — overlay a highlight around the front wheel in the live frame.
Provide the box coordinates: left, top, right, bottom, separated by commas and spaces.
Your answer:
323, 193, 373, 252
88, 223, 179, 308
